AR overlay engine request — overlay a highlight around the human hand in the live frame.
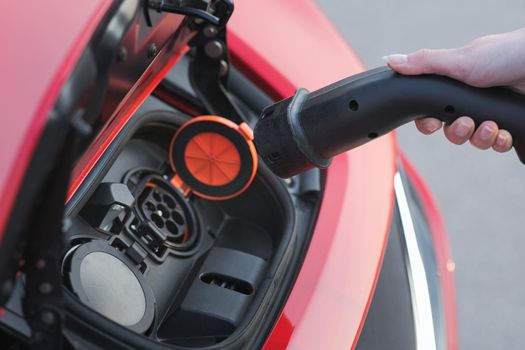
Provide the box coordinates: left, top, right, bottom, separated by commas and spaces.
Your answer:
383, 28, 525, 152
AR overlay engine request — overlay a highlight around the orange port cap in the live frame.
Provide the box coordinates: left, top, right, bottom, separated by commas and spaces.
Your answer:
169, 116, 258, 200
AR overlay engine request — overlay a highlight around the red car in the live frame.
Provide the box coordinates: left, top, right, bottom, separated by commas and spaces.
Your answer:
0, 0, 456, 349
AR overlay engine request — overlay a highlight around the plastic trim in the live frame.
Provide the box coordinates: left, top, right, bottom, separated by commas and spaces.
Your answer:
394, 172, 437, 350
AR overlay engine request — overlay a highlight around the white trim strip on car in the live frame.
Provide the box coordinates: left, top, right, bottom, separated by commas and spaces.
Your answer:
394, 172, 437, 350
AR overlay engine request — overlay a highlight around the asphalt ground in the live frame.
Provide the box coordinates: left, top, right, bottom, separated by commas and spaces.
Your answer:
316, 1, 525, 349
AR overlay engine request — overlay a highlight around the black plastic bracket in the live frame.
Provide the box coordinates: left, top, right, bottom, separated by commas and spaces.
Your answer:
80, 182, 135, 232
185, 0, 246, 123
147, 0, 244, 123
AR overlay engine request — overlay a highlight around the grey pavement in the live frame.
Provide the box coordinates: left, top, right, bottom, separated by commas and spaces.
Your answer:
316, 1, 525, 349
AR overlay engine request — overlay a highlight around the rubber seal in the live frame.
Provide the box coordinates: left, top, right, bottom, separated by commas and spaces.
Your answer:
287, 89, 332, 169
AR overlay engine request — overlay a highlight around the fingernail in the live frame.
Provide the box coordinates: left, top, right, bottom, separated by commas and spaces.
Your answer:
383, 54, 407, 65
455, 119, 472, 138
496, 133, 507, 147
479, 124, 496, 141
421, 119, 441, 133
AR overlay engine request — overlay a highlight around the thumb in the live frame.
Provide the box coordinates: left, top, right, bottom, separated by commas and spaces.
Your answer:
383, 48, 469, 81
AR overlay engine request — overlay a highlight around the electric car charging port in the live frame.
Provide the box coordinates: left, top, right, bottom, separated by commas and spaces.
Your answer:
62, 110, 296, 347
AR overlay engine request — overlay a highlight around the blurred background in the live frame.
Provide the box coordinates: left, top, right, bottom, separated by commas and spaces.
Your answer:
316, 1, 525, 349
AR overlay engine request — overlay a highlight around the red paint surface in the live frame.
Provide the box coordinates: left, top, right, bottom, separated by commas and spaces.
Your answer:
0, 0, 455, 348
228, 1, 398, 348
401, 152, 458, 350
0, 0, 112, 239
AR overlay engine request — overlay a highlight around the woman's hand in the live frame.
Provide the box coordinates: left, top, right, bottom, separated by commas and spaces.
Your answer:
384, 28, 525, 152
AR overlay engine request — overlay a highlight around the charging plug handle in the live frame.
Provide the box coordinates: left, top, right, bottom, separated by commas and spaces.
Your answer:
254, 66, 525, 178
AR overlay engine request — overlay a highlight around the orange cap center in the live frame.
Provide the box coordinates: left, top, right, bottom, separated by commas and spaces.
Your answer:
184, 132, 241, 186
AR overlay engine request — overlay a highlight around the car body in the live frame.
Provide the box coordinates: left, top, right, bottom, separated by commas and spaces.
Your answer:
0, 0, 456, 348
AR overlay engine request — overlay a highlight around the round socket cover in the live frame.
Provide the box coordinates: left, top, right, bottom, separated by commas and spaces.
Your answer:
66, 240, 155, 334
169, 116, 258, 200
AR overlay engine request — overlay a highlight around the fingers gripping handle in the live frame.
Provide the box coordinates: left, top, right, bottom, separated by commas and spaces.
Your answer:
254, 66, 525, 178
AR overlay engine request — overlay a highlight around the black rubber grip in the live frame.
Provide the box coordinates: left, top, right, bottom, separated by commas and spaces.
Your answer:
254, 66, 525, 178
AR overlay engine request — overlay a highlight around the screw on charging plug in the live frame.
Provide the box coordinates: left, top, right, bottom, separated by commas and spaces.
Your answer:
204, 40, 224, 59
40, 311, 57, 326
219, 60, 228, 77
39, 283, 53, 295
203, 25, 218, 37
148, 43, 158, 59
35, 259, 46, 270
